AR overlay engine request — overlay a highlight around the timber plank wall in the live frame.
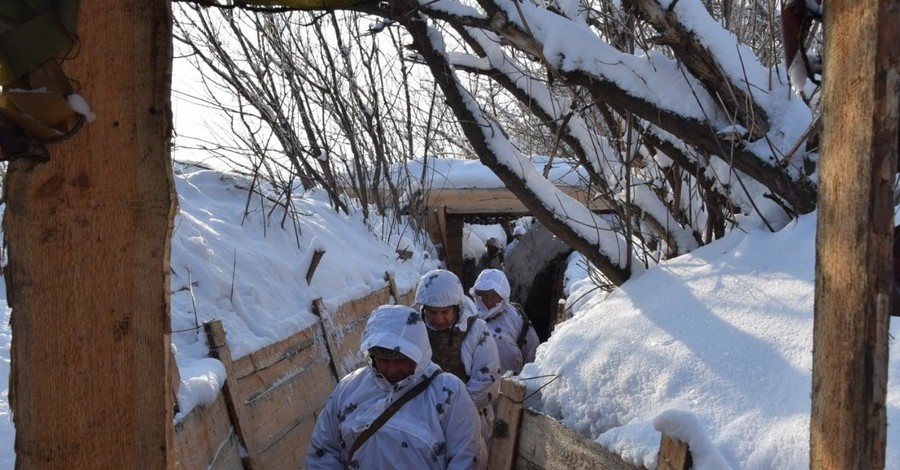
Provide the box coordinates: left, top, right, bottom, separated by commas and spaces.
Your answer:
173, 272, 412, 469
173, 276, 692, 470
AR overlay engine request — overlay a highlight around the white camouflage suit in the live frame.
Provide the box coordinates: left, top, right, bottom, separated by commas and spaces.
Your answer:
415, 269, 501, 445
471, 269, 539, 375
306, 305, 487, 470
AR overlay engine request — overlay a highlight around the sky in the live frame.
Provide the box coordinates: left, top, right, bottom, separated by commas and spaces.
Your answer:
0, 159, 897, 469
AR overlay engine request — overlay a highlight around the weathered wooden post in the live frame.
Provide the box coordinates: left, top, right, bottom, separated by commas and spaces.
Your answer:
4, 0, 176, 467
811, 0, 898, 467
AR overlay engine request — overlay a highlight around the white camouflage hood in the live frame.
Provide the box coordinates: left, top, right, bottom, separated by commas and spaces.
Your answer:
360, 305, 433, 375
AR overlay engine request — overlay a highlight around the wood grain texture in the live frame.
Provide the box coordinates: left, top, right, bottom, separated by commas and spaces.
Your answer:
811, 0, 897, 468
4, 0, 176, 467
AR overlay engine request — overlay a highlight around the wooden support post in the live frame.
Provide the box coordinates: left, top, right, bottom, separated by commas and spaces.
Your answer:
445, 214, 465, 279
306, 249, 326, 284
811, 0, 897, 468
312, 298, 343, 380
384, 271, 400, 303
434, 205, 449, 261
205, 320, 259, 469
657, 435, 691, 470
4, 1, 175, 466
487, 379, 526, 470
552, 299, 567, 333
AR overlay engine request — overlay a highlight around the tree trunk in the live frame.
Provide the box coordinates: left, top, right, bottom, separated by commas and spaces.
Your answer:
810, 0, 898, 467
4, 1, 175, 468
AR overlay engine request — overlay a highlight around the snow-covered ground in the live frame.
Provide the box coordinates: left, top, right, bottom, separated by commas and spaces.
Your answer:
0, 163, 898, 469
525, 213, 900, 469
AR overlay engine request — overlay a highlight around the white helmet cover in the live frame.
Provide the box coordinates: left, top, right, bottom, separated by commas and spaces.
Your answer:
415, 269, 465, 309
470, 268, 511, 301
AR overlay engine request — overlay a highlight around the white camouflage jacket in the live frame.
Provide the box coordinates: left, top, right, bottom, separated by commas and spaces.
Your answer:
306, 305, 487, 470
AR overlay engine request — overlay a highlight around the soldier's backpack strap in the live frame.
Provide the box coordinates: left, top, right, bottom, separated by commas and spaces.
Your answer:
509, 302, 532, 349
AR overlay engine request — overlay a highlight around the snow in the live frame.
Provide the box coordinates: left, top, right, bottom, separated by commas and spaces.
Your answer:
0, 161, 442, 464
0, 2, 896, 466
66, 94, 97, 123
522, 213, 900, 469
0, 162, 896, 469
397, 155, 587, 189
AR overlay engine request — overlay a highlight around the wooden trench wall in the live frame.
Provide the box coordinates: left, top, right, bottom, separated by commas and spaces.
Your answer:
172, 274, 694, 470
173, 272, 412, 469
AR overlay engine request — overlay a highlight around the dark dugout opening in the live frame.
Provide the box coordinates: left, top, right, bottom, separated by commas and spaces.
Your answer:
503, 221, 572, 342
450, 215, 573, 342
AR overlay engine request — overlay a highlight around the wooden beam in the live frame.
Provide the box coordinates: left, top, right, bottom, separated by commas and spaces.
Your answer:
206, 320, 260, 469
517, 409, 635, 469
811, 0, 897, 467
445, 215, 465, 278
487, 379, 526, 470
384, 271, 400, 302
305, 249, 326, 284
4, 1, 175, 467
312, 298, 343, 380
426, 187, 608, 215
657, 435, 691, 470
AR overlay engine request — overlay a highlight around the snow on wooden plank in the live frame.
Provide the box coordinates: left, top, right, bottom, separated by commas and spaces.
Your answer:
517, 409, 638, 470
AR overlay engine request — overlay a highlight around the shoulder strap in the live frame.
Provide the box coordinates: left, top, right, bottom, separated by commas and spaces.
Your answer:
510, 302, 532, 348
347, 369, 442, 463
464, 315, 477, 337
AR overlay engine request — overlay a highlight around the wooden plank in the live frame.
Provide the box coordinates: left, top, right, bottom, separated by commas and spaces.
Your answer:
657, 435, 691, 470
256, 412, 319, 469
237, 331, 329, 403
206, 320, 260, 469
516, 409, 637, 470
4, 3, 175, 467
312, 298, 343, 380
209, 429, 244, 470
385, 271, 400, 302
173, 394, 242, 470
306, 249, 326, 284
426, 187, 609, 215
331, 320, 368, 376
231, 323, 318, 379
435, 205, 449, 260
331, 285, 393, 327
242, 357, 337, 452
487, 379, 526, 470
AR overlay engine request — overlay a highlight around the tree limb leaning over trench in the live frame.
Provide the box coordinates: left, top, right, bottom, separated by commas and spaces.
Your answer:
392, 2, 631, 286
460, 3, 816, 214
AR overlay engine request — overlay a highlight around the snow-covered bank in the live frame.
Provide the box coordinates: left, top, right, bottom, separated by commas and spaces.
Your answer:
524, 213, 900, 469
0, 164, 441, 467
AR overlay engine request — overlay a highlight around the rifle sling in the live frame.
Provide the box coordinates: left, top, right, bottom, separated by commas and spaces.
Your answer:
347, 369, 441, 463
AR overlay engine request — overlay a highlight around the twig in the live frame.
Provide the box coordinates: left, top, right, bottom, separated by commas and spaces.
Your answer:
187, 268, 200, 329
513, 373, 562, 403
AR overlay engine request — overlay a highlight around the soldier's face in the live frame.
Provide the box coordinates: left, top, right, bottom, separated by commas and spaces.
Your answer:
478, 291, 502, 309
423, 306, 457, 331
373, 356, 417, 384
